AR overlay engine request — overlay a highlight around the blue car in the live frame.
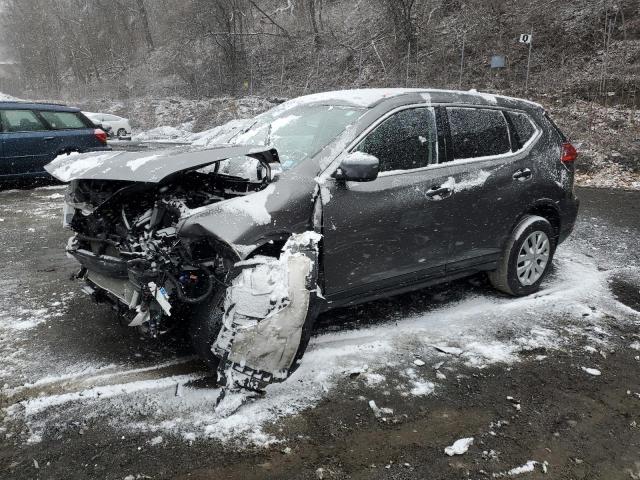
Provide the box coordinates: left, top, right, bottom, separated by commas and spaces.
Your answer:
0, 101, 110, 181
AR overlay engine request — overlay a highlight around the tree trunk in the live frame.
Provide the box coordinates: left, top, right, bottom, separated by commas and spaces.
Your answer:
136, 0, 155, 51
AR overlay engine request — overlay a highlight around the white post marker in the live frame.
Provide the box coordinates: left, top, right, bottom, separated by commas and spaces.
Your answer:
520, 32, 533, 92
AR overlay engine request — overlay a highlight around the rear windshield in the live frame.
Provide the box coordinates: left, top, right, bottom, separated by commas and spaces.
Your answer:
39, 111, 89, 130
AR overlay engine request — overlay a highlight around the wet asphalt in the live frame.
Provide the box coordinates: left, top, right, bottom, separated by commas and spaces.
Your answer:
0, 183, 639, 479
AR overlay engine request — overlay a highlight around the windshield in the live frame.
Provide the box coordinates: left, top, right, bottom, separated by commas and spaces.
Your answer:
231, 104, 362, 170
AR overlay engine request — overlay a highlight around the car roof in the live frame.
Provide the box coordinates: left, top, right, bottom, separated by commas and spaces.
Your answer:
277, 88, 544, 112
0, 101, 81, 112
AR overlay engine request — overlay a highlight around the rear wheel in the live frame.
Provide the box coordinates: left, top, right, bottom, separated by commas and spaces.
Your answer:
188, 288, 226, 370
489, 215, 556, 296
117, 128, 127, 137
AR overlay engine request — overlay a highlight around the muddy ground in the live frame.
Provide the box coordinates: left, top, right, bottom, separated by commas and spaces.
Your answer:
1, 185, 639, 480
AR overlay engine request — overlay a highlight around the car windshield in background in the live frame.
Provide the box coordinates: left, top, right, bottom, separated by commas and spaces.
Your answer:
231, 105, 362, 170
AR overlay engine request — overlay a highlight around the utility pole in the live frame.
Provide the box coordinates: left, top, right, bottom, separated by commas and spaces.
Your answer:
525, 28, 533, 93
459, 32, 466, 89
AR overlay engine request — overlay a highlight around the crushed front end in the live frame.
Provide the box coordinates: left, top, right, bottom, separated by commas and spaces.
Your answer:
63, 170, 258, 337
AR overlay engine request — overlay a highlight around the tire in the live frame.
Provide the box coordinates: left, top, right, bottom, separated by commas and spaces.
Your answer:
188, 288, 226, 370
488, 215, 556, 297
117, 128, 127, 138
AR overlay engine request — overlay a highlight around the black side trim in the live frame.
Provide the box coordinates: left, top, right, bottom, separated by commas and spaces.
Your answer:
435, 106, 453, 163
71, 249, 129, 279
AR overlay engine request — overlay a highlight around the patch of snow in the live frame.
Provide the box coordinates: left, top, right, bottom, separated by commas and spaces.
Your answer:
0, 91, 21, 101
581, 367, 601, 376
441, 170, 491, 193
126, 154, 161, 171
47, 151, 122, 182
214, 184, 275, 225
507, 460, 540, 475
363, 373, 386, 386
368, 399, 393, 418
444, 437, 474, 456
410, 380, 435, 396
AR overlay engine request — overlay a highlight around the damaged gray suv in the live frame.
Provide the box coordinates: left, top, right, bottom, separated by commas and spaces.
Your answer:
46, 89, 579, 390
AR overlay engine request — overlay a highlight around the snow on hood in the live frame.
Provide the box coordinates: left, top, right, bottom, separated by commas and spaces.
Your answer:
45, 144, 279, 183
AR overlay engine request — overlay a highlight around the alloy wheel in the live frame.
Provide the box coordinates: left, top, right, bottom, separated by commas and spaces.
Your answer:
517, 230, 550, 286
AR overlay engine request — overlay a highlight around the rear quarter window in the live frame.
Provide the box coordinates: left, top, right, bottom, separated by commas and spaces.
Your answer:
39, 111, 89, 130
505, 111, 537, 150
447, 107, 511, 160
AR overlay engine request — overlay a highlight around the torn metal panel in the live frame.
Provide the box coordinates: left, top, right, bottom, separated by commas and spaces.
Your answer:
214, 232, 322, 390
45, 144, 279, 183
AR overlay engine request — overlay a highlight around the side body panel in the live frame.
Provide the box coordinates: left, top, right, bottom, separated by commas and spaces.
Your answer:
321, 168, 452, 296
0, 130, 55, 176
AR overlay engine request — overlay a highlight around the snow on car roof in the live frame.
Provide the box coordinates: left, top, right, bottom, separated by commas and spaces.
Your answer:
275, 88, 543, 110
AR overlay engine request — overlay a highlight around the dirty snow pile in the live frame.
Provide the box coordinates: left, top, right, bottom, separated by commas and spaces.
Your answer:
0, 91, 20, 101
133, 118, 253, 146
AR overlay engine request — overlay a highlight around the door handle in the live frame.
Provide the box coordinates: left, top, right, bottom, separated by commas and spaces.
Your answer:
425, 185, 453, 200
512, 168, 532, 181
43, 136, 55, 141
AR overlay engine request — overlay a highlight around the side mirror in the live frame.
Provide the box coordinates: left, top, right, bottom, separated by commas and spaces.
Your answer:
334, 152, 379, 182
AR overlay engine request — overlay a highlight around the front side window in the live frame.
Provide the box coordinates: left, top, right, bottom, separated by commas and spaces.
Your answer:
38, 111, 87, 130
355, 108, 437, 172
0, 110, 47, 132
447, 107, 511, 160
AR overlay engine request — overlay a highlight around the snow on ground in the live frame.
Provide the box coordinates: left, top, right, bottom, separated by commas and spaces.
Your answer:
2, 241, 637, 447
0, 188, 639, 451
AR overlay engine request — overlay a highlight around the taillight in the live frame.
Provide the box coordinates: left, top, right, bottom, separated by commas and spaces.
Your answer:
561, 142, 578, 164
94, 128, 108, 144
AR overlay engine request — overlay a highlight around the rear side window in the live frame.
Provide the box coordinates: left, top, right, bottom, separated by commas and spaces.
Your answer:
355, 108, 437, 172
0, 110, 47, 132
38, 111, 88, 130
447, 107, 511, 160
505, 111, 536, 150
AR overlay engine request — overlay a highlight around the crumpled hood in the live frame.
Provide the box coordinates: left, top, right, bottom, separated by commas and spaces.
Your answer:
45, 144, 279, 183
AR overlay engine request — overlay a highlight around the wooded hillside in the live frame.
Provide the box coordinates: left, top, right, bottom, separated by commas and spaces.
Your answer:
1, 0, 638, 105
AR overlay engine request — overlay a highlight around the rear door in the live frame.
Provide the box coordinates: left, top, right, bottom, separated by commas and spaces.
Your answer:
37, 110, 99, 153
322, 106, 453, 297
0, 109, 54, 176
437, 106, 541, 271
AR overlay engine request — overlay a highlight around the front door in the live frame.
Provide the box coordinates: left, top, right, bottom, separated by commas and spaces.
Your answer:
322, 107, 451, 298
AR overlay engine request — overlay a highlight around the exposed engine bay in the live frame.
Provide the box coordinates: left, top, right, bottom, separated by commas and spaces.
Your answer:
65, 169, 261, 335
50, 146, 322, 392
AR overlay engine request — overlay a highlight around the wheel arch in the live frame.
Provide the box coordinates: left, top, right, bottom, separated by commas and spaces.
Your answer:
523, 199, 561, 241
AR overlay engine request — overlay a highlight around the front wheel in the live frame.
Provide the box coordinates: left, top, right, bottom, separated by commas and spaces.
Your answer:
117, 128, 128, 138
188, 288, 226, 370
489, 215, 556, 296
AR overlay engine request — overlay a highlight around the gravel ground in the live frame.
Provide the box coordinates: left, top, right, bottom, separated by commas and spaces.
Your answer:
0, 184, 639, 480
